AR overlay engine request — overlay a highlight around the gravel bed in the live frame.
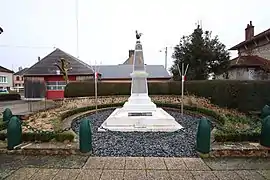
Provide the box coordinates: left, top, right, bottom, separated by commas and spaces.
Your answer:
71, 108, 213, 157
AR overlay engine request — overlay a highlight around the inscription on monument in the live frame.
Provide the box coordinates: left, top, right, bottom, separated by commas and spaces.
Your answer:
128, 112, 152, 116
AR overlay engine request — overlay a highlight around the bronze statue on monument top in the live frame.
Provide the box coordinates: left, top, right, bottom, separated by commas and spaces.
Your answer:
135, 30, 142, 41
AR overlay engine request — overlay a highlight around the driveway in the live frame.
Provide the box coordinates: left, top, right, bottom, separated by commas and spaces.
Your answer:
0, 100, 56, 115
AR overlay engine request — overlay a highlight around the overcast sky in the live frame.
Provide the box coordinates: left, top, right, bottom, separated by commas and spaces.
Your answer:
0, 0, 270, 72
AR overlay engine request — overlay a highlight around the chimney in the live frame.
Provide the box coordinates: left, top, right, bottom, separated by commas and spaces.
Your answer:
245, 21, 254, 40
129, 50, 134, 58
18, 66, 22, 71
38, 56, 41, 61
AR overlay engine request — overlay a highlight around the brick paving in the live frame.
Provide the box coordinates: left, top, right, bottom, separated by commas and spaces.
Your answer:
0, 155, 269, 180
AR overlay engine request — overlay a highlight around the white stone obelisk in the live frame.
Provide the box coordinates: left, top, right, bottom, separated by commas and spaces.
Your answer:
98, 31, 183, 132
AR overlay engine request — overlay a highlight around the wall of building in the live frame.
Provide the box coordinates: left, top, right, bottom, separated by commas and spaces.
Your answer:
239, 39, 270, 60
13, 75, 24, 88
0, 71, 13, 89
216, 67, 270, 80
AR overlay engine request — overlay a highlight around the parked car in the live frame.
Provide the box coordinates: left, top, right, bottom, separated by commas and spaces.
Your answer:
0, 89, 9, 94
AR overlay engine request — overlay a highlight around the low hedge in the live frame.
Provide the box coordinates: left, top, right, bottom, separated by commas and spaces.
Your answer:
214, 130, 261, 142
213, 115, 262, 142
60, 101, 226, 126
0, 121, 8, 131
0, 93, 21, 101
64, 80, 270, 113
0, 116, 75, 142
60, 102, 125, 120
0, 131, 75, 142
60, 102, 261, 143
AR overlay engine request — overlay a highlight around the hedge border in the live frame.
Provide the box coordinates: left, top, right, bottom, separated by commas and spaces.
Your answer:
60, 102, 226, 125
61, 102, 260, 143
0, 102, 259, 143
64, 80, 270, 113
0, 93, 21, 101
0, 115, 75, 142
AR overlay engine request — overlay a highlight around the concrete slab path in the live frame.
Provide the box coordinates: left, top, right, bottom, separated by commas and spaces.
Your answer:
0, 155, 269, 179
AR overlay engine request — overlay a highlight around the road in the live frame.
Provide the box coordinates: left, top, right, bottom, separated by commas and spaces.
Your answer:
0, 100, 56, 115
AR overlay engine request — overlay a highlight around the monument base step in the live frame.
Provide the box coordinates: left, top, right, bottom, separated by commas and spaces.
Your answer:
99, 107, 183, 132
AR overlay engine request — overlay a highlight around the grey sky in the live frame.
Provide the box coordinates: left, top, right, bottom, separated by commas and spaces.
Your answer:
0, 0, 270, 72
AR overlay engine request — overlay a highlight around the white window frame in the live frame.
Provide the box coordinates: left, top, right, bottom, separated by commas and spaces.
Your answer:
0, 75, 8, 83
46, 81, 66, 91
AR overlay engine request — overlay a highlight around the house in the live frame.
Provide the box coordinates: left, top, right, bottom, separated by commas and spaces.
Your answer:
0, 66, 14, 90
96, 50, 171, 82
217, 21, 270, 80
23, 48, 94, 100
13, 67, 29, 90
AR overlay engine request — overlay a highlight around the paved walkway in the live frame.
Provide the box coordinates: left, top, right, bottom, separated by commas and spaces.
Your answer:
0, 155, 269, 180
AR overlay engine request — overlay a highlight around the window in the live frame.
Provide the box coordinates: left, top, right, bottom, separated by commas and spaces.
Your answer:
46, 81, 66, 90
16, 76, 20, 81
0, 76, 7, 83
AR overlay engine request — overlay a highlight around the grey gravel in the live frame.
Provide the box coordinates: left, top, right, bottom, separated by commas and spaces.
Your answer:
71, 108, 212, 157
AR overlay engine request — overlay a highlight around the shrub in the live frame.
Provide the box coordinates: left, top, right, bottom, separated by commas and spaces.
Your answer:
65, 80, 270, 113
213, 115, 262, 142
57, 102, 261, 143
214, 130, 260, 142
0, 131, 75, 142
0, 93, 21, 101
55, 131, 75, 142
60, 102, 125, 120
155, 102, 225, 125
0, 121, 8, 131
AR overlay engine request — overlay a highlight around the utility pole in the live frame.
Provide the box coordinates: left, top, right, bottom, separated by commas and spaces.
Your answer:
75, 0, 79, 58
165, 47, 168, 70
159, 46, 172, 71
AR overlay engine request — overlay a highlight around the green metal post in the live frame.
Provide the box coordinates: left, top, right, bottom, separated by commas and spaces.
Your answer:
79, 119, 92, 153
260, 115, 270, 147
3, 108, 12, 122
7, 116, 22, 150
196, 117, 211, 154
261, 105, 270, 119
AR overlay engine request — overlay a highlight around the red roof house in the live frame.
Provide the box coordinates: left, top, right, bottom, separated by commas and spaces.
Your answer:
218, 21, 270, 80
23, 48, 94, 100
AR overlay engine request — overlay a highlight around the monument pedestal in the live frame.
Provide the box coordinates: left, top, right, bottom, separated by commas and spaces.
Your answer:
98, 107, 182, 132
98, 32, 183, 132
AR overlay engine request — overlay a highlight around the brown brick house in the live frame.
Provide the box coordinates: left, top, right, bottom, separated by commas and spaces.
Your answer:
217, 21, 270, 80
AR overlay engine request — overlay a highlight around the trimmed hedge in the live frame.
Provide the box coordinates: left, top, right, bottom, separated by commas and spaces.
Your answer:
0, 131, 75, 142
0, 121, 8, 131
0, 116, 75, 142
214, 131, 261, 142
60, 101, 260, 142
64, 80, 270, 113
0, 93, 21, 101
60, 102, 125, 120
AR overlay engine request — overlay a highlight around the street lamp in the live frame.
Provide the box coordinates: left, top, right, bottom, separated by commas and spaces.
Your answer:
0, 27, 3, 34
